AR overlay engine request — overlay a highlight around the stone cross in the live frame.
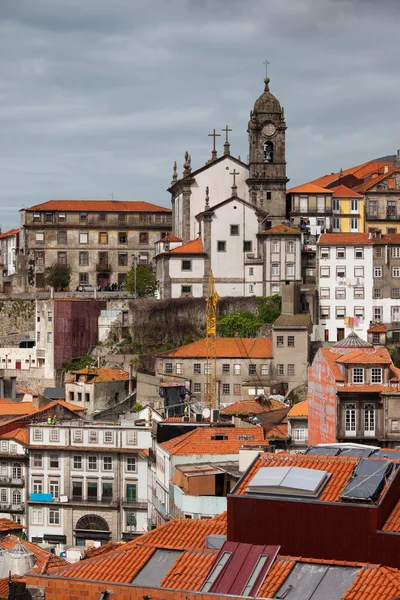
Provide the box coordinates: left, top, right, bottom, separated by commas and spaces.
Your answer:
221, 125, 232, 144
230, 169, 240, 186
208, 129, 221, 152
263, 59, 270, 78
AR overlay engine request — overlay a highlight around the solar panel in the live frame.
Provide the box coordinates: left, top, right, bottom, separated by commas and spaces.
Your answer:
247, 466, 329, 498
354, 458, 393, 478
338, 448, 374, 458
373, 450, 400, 460
340, 474, 385, 502
306, 447, 341, 456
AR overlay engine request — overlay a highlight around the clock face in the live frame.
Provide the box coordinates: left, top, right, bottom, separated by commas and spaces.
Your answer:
262, 123, 276, 137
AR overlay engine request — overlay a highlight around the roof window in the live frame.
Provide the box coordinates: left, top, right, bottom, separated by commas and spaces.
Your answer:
211, 435, 228, 441
246, 466, 330, 499
201, 551, 232, 592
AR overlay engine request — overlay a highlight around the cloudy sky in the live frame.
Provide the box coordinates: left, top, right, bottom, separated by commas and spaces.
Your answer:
0, 0, 399, 230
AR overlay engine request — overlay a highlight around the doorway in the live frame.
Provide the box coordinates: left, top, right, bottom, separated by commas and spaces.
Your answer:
337, 328, 345, 342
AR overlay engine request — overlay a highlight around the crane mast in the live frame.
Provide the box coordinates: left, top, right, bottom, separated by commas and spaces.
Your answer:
205, 270, 219, 409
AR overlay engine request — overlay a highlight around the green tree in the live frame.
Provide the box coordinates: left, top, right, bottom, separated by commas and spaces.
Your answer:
44, 263, 71, 291
257, 294, 282, 323
125, 266, 159, 298
217, 311, 261, 337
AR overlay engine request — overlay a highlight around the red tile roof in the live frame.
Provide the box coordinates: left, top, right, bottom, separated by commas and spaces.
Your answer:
0, 428, 28, 445
330, 184, 363, 198
286, 183, 331, 194
265, 422, 289, 440
288, 400, 308, 418
0, 401, 36, 416
337, 384, 389, 393
0, 576, 22, 600
261, 224, 301, 235
160, 549, 218, 590
133, 517, 227, 551
26, 200, 170, 212
71, 367, 129, 382
220, 398, 284, 416
320, 348, 346, 382
0, 535, 69, 574
319, 233, 371, 246
160, 426, 265, 456
354, 167, 399, 193
84, 542, 125, 559
368, 324, 387, 333
0, 228, 19, 240
160, 337, 273, 359
157, 233, 182, 243
310, 160, 393, 189
168, 238, 204, 254
0, 519, 24, 532
336, 348, 391, 364
235, 452, 359, 502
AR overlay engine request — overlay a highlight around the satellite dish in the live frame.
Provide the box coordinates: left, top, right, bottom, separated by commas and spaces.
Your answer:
202, 408, 211, 419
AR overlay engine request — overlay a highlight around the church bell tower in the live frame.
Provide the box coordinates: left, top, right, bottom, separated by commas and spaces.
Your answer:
247, 77, 288, 225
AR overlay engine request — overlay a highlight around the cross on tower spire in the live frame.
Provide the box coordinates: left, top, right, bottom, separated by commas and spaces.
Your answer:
230, 168, 239, 197
208, 128, 221, 161
263, 58, 270, 78
221, 125, 232, 156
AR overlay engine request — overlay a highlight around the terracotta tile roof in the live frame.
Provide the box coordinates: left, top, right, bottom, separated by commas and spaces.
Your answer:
0, 401, 35, 416
0, 519, 24, 532
330, 184, 363, 198
160, 426, 265, 456
160, 549, 218, 590
261, 224, 301, 235
373, 233, 400, 245
383, 498, 400, 532
286, 183, 331, 194
368, 324, 387, 333
0, 534, 72, 575
320, 348, 346, 382
133, 518, 227, 550
0, 428, 28, 445
258, 556, 296, 598
71, 367, 129, 382
310, 160, 393, 189
319, 233, 371, 246
168, 238, 204, 254
354, 167, 399, 193
235, 452, 358, 502
0, 576, 22, 599
156, 233, 183, 243
52, 400, 86, 412
337, 384, 388, 393
265, 422, 289, 440
209, 511, 227, 523
159, 337, 273, 359
84, 542, 125, 559
336, 348, 391, 364
0, 228, 19, 240
288, 400, 308, 418
220, 398, 284, 416
26, 200, 170, 213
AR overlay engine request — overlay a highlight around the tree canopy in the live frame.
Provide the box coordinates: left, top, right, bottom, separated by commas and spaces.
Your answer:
44, 263, 71, 291
125, 266, 159, 298
217, 295, 282, 338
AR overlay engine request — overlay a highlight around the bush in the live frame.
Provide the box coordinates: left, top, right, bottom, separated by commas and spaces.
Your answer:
217, 311, 261, 337
65, 354, 95, 372
44, 263, 71, 291
125, 266, 159, 298
131, 402, 144, 412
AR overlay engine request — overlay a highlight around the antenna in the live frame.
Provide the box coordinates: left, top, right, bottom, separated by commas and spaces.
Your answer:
108, 191, 115, 201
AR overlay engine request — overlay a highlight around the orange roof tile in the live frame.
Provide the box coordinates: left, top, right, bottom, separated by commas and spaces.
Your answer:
368, 324, 387, 333
319, 233, 371, 246
265, 423, 289, 440
235, 452, 358, 502
26, 200, 170, 213
71, 367, 129, 382
258, 556, 296, 598
52, 399, 86, 412
310, 160, 393, 188
0, 401, 35, 416
354, 167, 399, 193
133, 518, 227, 551
383, 498, 400, 532
337, 384, 388, 393
320, 348, 346, 382
0, 519, 24, 532
220, 398, 284, 416
156, 233, 183, 243
261, 224, 301, 235
160, 426, 265, 456
0, 428, 28, 445
0, 228, 19, 240
286, 183, 331, 194
336, 348, 391, 364
168, 238, 204, 254
0, 535, 68, 575
288, 400, 308, 418
209, 511, 227, 524
84, 541, 125, 559
160, 337, 273, 359
0, 576, 22, 599
330, 184, 363, 198
160, 549, 218, 590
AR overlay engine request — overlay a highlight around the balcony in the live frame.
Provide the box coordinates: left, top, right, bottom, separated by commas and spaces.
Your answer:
0, 503, 24, 514
152, 492, 167, 519
0, 476, 24, 487
29, 494, 118, 507
96, 263, 112, 272
122, 497, 147, 510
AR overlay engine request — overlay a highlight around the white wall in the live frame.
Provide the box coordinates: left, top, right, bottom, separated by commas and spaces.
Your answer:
169, 256, 205, 279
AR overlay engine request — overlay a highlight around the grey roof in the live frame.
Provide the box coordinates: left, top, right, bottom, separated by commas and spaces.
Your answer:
131, 549, 182, 587
334, 332, 373, 348
43, 387, 65, 400
273, 314, 312, 328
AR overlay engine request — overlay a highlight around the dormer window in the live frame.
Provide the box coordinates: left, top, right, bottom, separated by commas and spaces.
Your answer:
371, 368, 382, 383
353, 368, 364, 384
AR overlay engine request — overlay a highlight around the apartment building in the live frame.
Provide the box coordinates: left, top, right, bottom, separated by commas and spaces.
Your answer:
0, 429, 27, 526
370, 231, 400, 337
27, 421, 151, 546
65, 367, 130, 416
20, 200, 172, 290
258, 224, 302, 297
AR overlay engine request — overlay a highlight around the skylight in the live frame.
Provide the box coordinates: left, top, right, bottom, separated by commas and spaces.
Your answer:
246, 466, 330, 498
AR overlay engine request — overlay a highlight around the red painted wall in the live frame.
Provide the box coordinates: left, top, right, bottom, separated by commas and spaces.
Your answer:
53, 300, 106, 369
308, 350, 338, 445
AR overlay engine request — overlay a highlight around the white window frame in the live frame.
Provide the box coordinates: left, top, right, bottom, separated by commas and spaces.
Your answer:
393, 267, 400, 278
320, 247, 330, 259
364, 403, 375, 436
374, 266, 382, 278
392, 247, 400, 258
104, 431, 113, 444
127, 431, 137, 445
271, 263, 280, 276
354, 247, 363, 259
345, 403, 356, 436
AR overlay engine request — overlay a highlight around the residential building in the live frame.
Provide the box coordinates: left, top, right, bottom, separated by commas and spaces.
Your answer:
358, 166, 400, 233
0, 228, 20, 293
155, 338, 277, 406
329, 184, 364, 233
65, 368, 130, 416
307, 331, 400, 446
258, 224, 302, 297
27, 421, 152, 546
367, 323, 387, 346
220, 397, 288, 432
317, 233, 373, 342
20, 200, 172, 290
272, 312, 312, 390
370, 231, 400, 335
0, 429, 27, 526
287, 400, 308, 447
287, 182, 333, 232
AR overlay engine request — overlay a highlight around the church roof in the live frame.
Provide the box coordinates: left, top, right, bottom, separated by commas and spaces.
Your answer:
195, 195, 264, 219
253, 79, 282, 114
168, 238, 204, 255
286, 183, 331, 194
168, 155, 248, 192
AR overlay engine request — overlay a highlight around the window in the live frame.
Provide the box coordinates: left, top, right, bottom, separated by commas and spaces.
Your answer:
391, 420, 399, 432
336, 248, 346, 259
241, 555, 270, 596
393, 247, 400, 259
44, 212, 53, 223
32, 453, 43, 468
277, 364, 284, 376
118, 232, 127, 244
87, 481, 98, 499
176, 363, 183, 374
126, 511, 137, 528
336, 306, 345, 318
350, 218, 359, 232
49, 454, 59, 469
320, 306, 330, 319
104, 431, 113, 444
33, 212, 41, 222
393, 288, 400, 298
234, 384, 241, 395
89, 430, 98, 443
354, 306, 364, 319
364, 403, 375, 436
217, 241, 226, 252
345, 403, 356, 435
374, 246, 383, 258
336, 266, 346, 278
354, 287, 364, 299
79, 251, 89, 266
230, 225, 239, 235
249, 267, 254, 276
88, 456, 98, 470
193, 383, 201, 394
79, 232, 88, 244
261, 364, 269, 375
57, 230, 67, 244
204, 363, 212, 374
12, 490, 21, 506
354, 266, 364, 278
271, 263, 280, 276
127, 457, 136, 472
35, 232, 44, 243
288, 336, 295, 347
294, 426, 307, 442
374, 266, 382, 278
320, 288, 330, 298
266, 191, 271, 200
47, 331, 52, 344
102, 482, 113, 500
286, 241, 295, 253
165, 362, 173, 374
388, 201, 397, 217
286, 263, 294, 277
49, 429, 59, 442
243, 241, 252, 252
118, 213, 126, 224
332, 217, 340, 231
139, 231, 149, 244
335, 288, 346, 299
31, 508, 43, 525
50, 480, 59, 499
271, 240, 279, 253
73, 430, 83, 442
222, 383, 230, 395
320, 266, 330, 277
392, 307, 400, 321
193, 363, 201, 374
99, 212, 107, 223
287, 364, 295, 376
371, 368, 382, 383
80, 213, 88, 223
354, 247, 363, 259
33, 429, 43, 442
99, 232, 108, 245
127, 431, 137, 445
72, 481, 82, 499
374, 307, 382, 321
320, 247, 330, 259
374, 288, 382, 299
234, 364, 241, 375
33, 479, 43, 494
372, 332, 380, 345
201, 551, 232, 593
181, 285, 192, 294
79, 273, 89, 285
393, 267, 400, 278
35, 251, 45, 266
271, 284, 280, 295
73, 456, 82, 469
353, 367, 364, 383
103, 457, 113, 471
277, 335, 284, 347
181, 260, 191, 271
47, 311, 53, 323
57, 251, 67, 265
350, 199, 359, 213
248, 364, 257, 375
12, 463, 21, 479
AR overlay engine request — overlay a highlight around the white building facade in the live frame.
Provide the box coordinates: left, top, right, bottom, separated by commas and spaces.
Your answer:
0, 433, 27, 526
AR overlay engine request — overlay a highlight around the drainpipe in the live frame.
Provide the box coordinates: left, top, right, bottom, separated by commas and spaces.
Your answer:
0, 378, 4, 399
129, 363, 133, 395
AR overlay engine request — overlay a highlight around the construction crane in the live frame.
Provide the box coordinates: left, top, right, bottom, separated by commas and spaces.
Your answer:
205, 270, 219, 409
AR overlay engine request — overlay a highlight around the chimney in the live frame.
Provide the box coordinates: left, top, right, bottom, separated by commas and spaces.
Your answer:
11, 377, 16, 400
128, 363, 134, 395
239, 445, 272, 472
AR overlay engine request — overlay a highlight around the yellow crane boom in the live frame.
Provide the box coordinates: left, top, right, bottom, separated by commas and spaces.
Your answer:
205, 270, 219, 409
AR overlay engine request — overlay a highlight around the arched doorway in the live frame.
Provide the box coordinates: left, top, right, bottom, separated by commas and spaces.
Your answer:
75, 514, 111, 547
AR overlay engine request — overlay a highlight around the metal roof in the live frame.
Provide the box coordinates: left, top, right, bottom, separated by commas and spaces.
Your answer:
334, 332, 373, 348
